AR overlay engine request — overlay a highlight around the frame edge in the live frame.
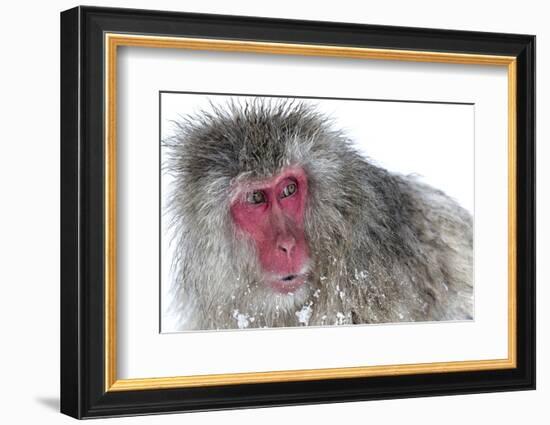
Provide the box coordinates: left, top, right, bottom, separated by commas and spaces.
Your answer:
60, 5, 83, 420
62, 6, 536, 418
516, 34, 536, 391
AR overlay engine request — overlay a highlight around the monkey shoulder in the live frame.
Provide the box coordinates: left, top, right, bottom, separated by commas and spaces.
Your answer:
344, 170, 474, 322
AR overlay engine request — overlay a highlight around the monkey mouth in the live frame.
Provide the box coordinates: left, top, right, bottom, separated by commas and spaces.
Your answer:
268, 273, 307, 294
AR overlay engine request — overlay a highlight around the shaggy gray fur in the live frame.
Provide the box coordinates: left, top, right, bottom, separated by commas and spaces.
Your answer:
164, 99, 473, 330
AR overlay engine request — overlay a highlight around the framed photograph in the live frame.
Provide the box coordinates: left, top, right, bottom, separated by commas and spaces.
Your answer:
60, 5, 535, 419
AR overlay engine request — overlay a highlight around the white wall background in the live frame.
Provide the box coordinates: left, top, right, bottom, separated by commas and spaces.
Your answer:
0, 0, 545, 424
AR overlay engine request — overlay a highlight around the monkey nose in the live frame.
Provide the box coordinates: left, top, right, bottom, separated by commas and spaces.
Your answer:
277, 237, 296, 258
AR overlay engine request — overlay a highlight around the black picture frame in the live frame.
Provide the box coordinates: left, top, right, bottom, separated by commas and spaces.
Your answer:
60, 5, 535, 419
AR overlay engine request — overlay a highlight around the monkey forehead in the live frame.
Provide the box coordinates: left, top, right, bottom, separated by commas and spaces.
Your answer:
229, 166, 308, 202
169, 99, 341, 176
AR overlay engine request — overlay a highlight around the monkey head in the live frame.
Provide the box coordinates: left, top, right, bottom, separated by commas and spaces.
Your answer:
165, 99, 359, 328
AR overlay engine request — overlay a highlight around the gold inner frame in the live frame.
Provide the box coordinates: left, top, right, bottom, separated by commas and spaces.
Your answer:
104, 33, 518, 392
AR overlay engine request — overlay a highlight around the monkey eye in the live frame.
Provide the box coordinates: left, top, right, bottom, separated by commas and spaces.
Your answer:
281, 182, 297, 198
246, 190, 266, 204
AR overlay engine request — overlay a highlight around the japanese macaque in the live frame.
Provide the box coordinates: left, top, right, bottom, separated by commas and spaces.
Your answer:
164, 99, 473, 330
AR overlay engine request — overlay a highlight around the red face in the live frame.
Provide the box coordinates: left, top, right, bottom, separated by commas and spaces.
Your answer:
230, 167, 310, 294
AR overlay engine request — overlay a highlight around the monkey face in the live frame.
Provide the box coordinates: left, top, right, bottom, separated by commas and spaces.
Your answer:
230, 167, 311, 294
